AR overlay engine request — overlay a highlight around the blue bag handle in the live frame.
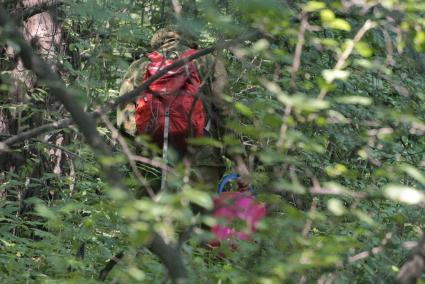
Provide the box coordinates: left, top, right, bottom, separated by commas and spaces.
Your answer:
217, 173, 255, 195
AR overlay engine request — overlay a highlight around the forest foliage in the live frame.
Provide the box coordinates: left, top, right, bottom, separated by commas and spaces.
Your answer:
1, 0, 425, 283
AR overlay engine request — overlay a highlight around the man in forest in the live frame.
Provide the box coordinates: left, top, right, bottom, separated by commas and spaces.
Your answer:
116, 26, 230, 192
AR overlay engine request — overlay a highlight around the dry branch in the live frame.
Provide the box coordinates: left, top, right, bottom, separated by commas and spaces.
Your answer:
0, 30, 260, 150
13, 0, 66, 21
0, 8, 188, 282
0, 118, 72, 150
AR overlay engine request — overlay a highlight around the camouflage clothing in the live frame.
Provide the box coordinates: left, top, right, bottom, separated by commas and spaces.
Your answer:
117, 28, 228, 189
117, 29, 227, 138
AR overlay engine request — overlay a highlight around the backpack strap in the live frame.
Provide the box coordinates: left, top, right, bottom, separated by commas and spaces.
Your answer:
158, 48, 198, 191
160, 106, 170, 191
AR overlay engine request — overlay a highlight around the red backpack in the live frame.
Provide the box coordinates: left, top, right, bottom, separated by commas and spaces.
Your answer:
135, 49, 205, 152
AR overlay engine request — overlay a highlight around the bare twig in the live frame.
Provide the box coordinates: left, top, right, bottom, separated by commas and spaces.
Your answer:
348, 233, 392, 263
348, 246, 383, 263
0, 132, 79, 158
130, 155, 169, 171
277, 13, 308, 149
382, 28, 395, 66
98, 251, 125, 282
67, 154, 76, 197
276, 104, 292, 149
302, 197, 318, 238
290, 12, 308, 90
0, 31, 262, 150
0, 118, 72, 150
0, 9, 188, 281
318, 20, 376, 100
100, 114, 156, 199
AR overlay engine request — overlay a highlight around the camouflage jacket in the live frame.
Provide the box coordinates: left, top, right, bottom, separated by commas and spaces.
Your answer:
116, 42, 228, 137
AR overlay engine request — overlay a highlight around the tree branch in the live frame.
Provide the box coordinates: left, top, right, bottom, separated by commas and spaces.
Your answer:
108, 30, 260, 110
0, 8, 188, 282
0, 30, 261, 149
317, 20, 376, 100
98, 251, 125, 282
0, 118, 72, 151
13, 0, 66, 21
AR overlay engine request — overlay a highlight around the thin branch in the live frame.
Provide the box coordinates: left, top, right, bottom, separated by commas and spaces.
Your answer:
0, 132, 79, 158
276, 104, 292, 149
130, 155, 169, 171
276, 12, 308, 149
0, 118, 72, 150
0, 9, 188, 282
348, 241, 417, 264
301, 196, 318, 238
100, 114, 156, 199
13, 0, 66, 22
98, 251, 125, 282
0, 31, 262, 150
109, 30, 260, 110
290, 12, 308, 90
348, 246, 383, 263
318, 20, 376, 100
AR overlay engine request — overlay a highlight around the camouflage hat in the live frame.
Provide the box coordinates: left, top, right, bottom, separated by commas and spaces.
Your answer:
150, 26, 181, 49
150, 26, 198, 49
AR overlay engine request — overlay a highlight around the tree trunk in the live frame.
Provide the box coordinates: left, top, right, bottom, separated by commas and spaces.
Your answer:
1, 0, 64, 200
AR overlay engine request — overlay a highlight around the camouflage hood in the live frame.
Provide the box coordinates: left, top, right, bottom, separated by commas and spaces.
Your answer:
150, 27, 198, 50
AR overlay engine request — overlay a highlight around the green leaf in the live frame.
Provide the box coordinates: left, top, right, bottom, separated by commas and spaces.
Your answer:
336, 96, 372, 105
401, 165, 425, 185
384, 185, 425, 205
35, 204, 56, 220
235, 102, 254, 118
327, 19, 351, 31
322, 69, 350, 83
304, 1, 326, 12
355, 41, 374, 57
320, 9, 335, 22
325, 164, 347, 177
414, 31, 425, 51
181, 187, 212, 209
327, 199, 346, 216
187, 137, 223, 148
252, 39, 270, 53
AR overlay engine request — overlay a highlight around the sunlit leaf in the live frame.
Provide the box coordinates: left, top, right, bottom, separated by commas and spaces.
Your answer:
320, 9, 335, 22
182, 188, 213, 209
384, 185, 425, 205
303, 1, 326, 12
235, 102, 254, 118
322, 69, 350, 83
355, 41, 374, 57
327, 19, 351, 31
327, 199, 346, 216
336, 96, 372, 105
401, 165, 425, 185
187, 137, 223, 148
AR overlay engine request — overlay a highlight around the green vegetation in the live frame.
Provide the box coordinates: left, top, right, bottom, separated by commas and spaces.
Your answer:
1, 0, 425, 283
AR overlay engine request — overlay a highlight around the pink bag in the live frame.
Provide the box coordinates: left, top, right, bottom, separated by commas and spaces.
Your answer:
210, 174, 266, 247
